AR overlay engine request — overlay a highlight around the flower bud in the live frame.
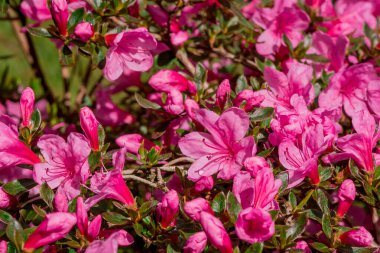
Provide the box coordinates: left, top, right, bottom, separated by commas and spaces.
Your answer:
339, 227, 373, 247
235, 207, 275, 244
0, 240, 7, 253
156, 190, 179, 229
183, 232, 207, 253
51, 0, 69, 36
53, 192, 68, 212
292, 240, 311, 253
0, 187, 16, 209
184, 198, 214, 221
20, 87, 35, 128
336, 179, 356, 218
184, 99, 200, 120
216, 79, 231, 109
80, 107, 100, 151
74, 22, 94, 42
193, 176, 214, 193
243, 156, 270, 177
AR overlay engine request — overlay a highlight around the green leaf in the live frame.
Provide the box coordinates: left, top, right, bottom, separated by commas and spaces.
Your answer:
276, 173, 289, 194
314, 189, 329, 213
310, 242, 330, 252
211, 192, 226, 214
245, 243, 263, 253
2, 180, 27, 196
166, 244, 180, 253
27, 27, 52, 38
322, 213, 332, 239
289, 192, 297, 209
283, 34, 294, 53
98, 125, 106, 149
236, 75, 248, 94
6, 219, 25, 252
194, 63, 207, 91
89, 151, 101, 172
30, 109, 42, 131
139, 200, 158, 217
0, 210, 13, 224
294, 189, 314, 212
102, 212, 130, 225
250, 107, 274, 122
257, 147, 274, 158
226, 191, 241, 223
67, 8, 85, 33
40, 183, 54, 208
219, 0, 254, 30
135, 93, 161, 110
286, 212, 308, 242
304, 54, 330, 63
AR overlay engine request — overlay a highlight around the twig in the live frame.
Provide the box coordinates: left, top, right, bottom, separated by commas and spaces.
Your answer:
176, 50, 195, 75
163, 157, 194, 166
123, 175, 158, 188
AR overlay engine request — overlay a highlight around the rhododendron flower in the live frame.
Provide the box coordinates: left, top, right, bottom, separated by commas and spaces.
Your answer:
216, 79, 231, 109
51, 0, 69, 36
156, 190, 179, 228
279, 124, 332, 187
319, 63, 380, 117
0, 241, 6, 253
23, 212, 77, 250
199, 212, 233, 253
336, 179, 356, 218
85, 230, 134, 253
243, 156, 270, 177
233, 168, 281, 209
54, 192, 68, 212
20, 87, 35, 128
184, 198, 214, 221
183, 232, 207, 253
80, 107, 100, 151
260, 61, 314, 107
33, 133, 91, 200
20, 0, 51, 22
149, 69, 196, 94
74, 22, 94, 42
235, 207, 275, 244
104, 28, 157, 81
116, 134, 159, 154
146, 4, 169, 27
184, 99, 200, 120
179, 108, 256, 181
77, 197, 102, 241
192, 176, 214, 193
292, 240, 312, 253
233, 90, 264, 112
0, 187, 16, 209
339, 227, 374, 247
305, 0, 335, 17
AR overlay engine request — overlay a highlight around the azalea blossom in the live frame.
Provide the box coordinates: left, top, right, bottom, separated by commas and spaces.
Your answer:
85, 230, 134, 253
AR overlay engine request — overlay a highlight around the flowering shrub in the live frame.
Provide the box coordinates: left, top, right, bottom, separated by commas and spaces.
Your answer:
0, 0, 379, 252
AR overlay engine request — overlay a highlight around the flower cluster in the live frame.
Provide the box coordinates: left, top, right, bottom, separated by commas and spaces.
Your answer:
0, 0, 379, 252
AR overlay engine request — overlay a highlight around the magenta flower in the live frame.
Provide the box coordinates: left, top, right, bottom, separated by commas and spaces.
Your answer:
259, 61, 314, 108
184, 198, 214, 221
33, 133, 91, 200
216, 79, 231, 109
85, 230, 134, 253
77, 197, 102, 240
20, 0, 51, 22
305, 0, 335, 17
0, 240, 7, 253
149, 69, 196, 94
192, 176, 214, 193
103, 28, 157, 81
319, 63, 380, 117
243, 156, 270, 177
279, 124, 332, 187
23, 212, 77, 250
179, 108, 256, 181
80, 107, 100, 151
74, 22, 94, 42
292, 240, 312, 253
233, 168, 281, 209
53, 192, 68, 212
339, 227, 374, 247
184, 99, 200, 120
233, 90, 264, 112
0, 187, 16, 209
20, 87, 35, 128
116, 134, 159, 154
156, 190, 179, 229
336, 179, 356, 218
235, 207, 275, 244
183, 232, 207, 253
51, 0, 69, 36
199, 212, 233, 253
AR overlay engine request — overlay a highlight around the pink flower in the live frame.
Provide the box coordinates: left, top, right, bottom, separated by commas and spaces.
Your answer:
33, 133, 91, 200
156, 190, 179, 229
233, 168, 281, 209
170, 31, 189, 46
0, 187, 16, 209
233, 90, 264, 112
149, 70, 196, 94
51, 0, 69, 36
104, 28, 157, 81
339, 227, 374, 247
80, 107, 100, 151
336, 179, 356, 218
77, 197, 102, 240
184, 198, 214, 221
162, 90, 185, 115
20, 87, 35, 128
116, 134, 159, 154
319, 63, 380, 117
0, 241, 7, 253
235, 207, 275, 244
243, 156, 270, 177
53, 192, 68, 212
259, 61, 314, 107
20, 0, 51, 22
184, 99, 200, 120
183, 232, 207, 253
146, 4, 169, 27
216, 79, 231, 109
307, 31, 348, 74
292, 240, 311, 253
74, 22, 94, 42
254, 4, 310, 56
0, 115, 40, 168
23, 212, 77, 250
199, 212, 233, 253
85, 150, 135, 208
305, 0, 335, 17
85, 230, 134, 253
179, 108, 256, 181
192, 176, 214, 193
279, 124, 332, 187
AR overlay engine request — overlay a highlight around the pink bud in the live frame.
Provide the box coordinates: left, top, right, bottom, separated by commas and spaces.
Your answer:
0, 240, 7, 252
243, 156, 270, 177
183, 232, 207, 253
235, 207, 275, 244
340, 227, 373, 247
193, 176, 214, 193
80, 107, 100, 151
51, 0, 69, 36
163, 90, 184, 115
20, 87, 35, 127
216, 79, 231, 109
53, 192, 68, 212
0, 187, 16, 209
199, 212, 233, 253
184, 99, 200, 120
87, 215, 102, 241
337, 179, 356, 218
76, 197, 88, 237
184, 198, 214, 221
74, 22, 94, 42
292, 240, 311, 253
157, 190, 179, 229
